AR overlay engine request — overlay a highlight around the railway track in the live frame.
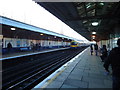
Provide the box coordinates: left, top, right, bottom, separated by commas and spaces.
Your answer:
2, 47, 87, 89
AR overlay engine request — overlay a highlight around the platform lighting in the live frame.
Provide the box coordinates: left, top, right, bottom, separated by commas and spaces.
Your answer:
114, 38, 119, 40
92, 32, 96, 34
83, 20, 87, 24
100, 3, 104, 5
92, 35, 96, 38
40, 34, 43, 35
11, 28, 16, 30
92, 35, 95, 39
86, 5, 91, 8
0, 35, 3, 39
92, 22, 99, 26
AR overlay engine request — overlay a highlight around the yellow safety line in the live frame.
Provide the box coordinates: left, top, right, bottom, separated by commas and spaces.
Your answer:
41, 66, 67, 88
40, 48, 88, 89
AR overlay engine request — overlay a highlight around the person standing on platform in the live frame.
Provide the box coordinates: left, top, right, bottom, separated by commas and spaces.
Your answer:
90, 44, 93, 55
30, 42, 35, 52
38, 43, 41, 51
101, 45, 108, 62
94, 44, 98, 56
104, 38, 120, 90
7, 42, 12, 54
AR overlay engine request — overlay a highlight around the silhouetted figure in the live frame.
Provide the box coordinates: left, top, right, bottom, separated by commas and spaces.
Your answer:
104, 38, 120, 90
7, 42, 12, 53
101, 45, 108, 62
30, 42, 35, 52
94, 44, 98, 56
90, 44, 93, 55
35, 43, 39, 50
32, 44, 36, 52
38, 43, 41, 50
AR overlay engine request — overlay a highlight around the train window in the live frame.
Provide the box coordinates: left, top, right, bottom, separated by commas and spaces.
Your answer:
71, 42, 77, 45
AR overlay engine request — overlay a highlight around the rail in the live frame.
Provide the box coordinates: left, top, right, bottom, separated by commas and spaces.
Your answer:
2, 47, 87, 89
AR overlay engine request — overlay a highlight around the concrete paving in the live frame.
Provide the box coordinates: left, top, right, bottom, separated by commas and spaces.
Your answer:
44, 47, 112, 89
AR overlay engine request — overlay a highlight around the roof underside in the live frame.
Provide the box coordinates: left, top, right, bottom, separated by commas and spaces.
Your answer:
0, 16, 75, 40
38, 2, 120, 41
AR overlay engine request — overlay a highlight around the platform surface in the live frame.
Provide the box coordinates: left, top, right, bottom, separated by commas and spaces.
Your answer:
1, 47, 69, 60
35, 47, 112, 89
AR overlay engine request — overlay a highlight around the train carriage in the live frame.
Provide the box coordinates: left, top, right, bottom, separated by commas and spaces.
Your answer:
70, 41, 78, 48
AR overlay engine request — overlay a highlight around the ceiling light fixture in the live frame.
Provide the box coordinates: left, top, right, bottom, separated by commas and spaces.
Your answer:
92, 35, 96, 38
92, 22, 99, 26
40, 34, 43, 35
100, 3, 104, 5
92, 37, 95, 39
11, 28, 16, 30
86, 4, 91, 8
92, 32, 96, 34
83, 20, 87, 24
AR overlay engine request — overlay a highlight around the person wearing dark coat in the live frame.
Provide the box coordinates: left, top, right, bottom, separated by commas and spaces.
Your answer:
94, 44, 98, 56
7, 42, 12, 53
104, 38, 120, 90
101, 45, 108, 62
90, 44, 93, 55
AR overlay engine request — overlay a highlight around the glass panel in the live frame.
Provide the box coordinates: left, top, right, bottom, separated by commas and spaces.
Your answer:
71, 42, 77, 45
86, 3, 95, 11
77, 5, 85, 15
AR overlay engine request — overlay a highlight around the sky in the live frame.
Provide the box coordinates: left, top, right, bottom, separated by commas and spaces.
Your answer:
0, 0, 89, 42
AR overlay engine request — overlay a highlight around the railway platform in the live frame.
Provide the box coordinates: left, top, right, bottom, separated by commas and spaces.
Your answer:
34, 47, 112, 89
1, 47, 69, 60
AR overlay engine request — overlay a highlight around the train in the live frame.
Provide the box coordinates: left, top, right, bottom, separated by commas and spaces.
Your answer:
70, 41, 78, 48
2, 38, 88, 54
70, 40, 89, 49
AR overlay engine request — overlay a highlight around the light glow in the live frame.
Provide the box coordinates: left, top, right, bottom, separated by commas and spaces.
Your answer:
40, 34, 43, 35
0, 35, 3, 39
92, 32, 96, 34
92, 35, 96, 38
100, 3, 104, 5
92, 22, 99, 26
11, 28, 16, 30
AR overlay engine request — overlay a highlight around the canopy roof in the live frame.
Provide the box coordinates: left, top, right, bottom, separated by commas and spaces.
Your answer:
38, 2, 120, 41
